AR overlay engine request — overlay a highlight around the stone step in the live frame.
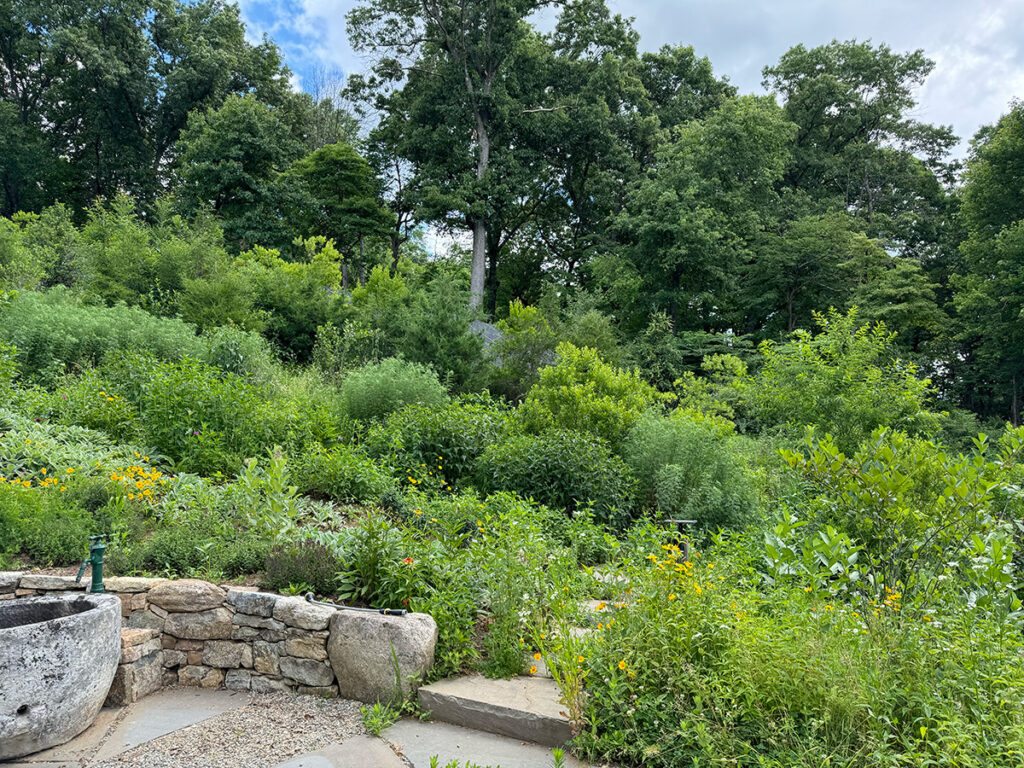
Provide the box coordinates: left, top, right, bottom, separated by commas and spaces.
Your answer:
385, 719, 590, 768
417, 675, 572, 748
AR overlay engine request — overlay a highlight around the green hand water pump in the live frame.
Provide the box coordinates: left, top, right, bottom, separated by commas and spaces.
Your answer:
75, 535, 107, 593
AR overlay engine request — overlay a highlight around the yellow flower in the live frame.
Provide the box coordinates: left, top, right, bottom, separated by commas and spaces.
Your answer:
618, 660, 627, 670
413, 509, 423, 515
595, 602, 607, 611
41, 468, 47, 475
533, 652, 541, 660
694, 584, 702, 595
529, 666, 537, 675
65, 467, 74, 473
59, 486, 66, 492
577, 655, 585, 664
668, 593, 676, 601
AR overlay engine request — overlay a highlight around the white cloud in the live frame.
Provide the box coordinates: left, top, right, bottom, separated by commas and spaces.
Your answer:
239, 0, 1024, 154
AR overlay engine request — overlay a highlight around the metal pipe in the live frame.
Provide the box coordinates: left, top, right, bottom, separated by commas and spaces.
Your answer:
305, 593, 407, 617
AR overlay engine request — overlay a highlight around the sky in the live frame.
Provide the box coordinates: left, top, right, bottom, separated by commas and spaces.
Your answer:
237, 0, 1024, 156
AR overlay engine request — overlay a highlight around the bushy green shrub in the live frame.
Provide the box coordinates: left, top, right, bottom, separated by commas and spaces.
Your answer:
294, 442, 395, 503
519, 343, 661, 446
53, 370, 140, 442
0, 289, 273, 386
221, 536, 273, 578
135, 524, 213, 576
622, 411, 758, 531
264, 538, 341, 595
366, 397, 510, 484
0, 483, 113, 565
747, 308, 939, 451
475, 430, 634, 526
339, 357, 448, 421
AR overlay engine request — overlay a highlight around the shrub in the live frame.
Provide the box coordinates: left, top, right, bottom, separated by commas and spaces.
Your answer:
0, 483, 108, 565
53, 370, 141, 442
136, 524, 214, 576
519, 343, 661, 446
294, 442, 395, 503
264, 538, 341, 596
622, 411, 758, 531
339, 357, 448, 421
475, 430, 634, 526
221, 536, 273, 578
0, 289, 273, 386
747, 308, 939, 451
487, 300, 558, 401
366, 397, 511, 484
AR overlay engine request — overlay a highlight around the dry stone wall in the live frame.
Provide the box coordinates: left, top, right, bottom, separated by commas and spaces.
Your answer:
1, 572, 438, 707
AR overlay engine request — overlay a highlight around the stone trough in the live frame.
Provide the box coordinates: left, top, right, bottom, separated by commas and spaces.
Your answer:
0, 592, 121, 760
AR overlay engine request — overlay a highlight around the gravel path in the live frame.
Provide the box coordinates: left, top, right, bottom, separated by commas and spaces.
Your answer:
94, 692, 370, 768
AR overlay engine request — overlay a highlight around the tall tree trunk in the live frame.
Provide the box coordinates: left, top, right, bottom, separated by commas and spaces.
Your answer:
469, 110, 490, 311
358, 235, 367, 286
485, 237, 500, 318
390, 233, 401, 275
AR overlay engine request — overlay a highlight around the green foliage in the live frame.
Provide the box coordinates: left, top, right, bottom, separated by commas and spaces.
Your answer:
294, 442, 396, 503
263, 539, 341, 596
623, 411, 758, 531
340, 357, 449, 421
519, 343, 661, 447
488, 300, 558, 401
476, 430, 634, 526
747, 308, 938, 452
781, 426, 1024, 596
366, 398, 510, 484
177, 94, 304, 252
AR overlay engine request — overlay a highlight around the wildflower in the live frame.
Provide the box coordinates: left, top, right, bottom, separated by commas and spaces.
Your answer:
596, 602, 607, 611
533, 652, 541, 661
668, 594, 676, 601
577, 655, 585, 664
413, 509, 423, 515
529, 666, 537, 675
694, 584, 702, 595
618, 660, 627, 670
41, 468, 47, 475
402, 557, 415, 565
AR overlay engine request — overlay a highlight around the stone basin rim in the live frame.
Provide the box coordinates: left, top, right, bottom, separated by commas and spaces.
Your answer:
0, 594, 113, 631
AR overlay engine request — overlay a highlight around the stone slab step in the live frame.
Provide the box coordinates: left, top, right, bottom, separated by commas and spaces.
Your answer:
417, 675, 571, 748
385, 719, 590, 768
272, 736, 405, 768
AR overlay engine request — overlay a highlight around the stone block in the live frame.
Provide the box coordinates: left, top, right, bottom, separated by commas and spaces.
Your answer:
163, 649, 187, 668
279, 657, 334, 687
105, 651, 162, 706
260, 628, 287, 642
284, 632, 328, 661
232, 626, 261, 641
273, 596, 333, 631
187, 650, 204, 666
14, 588, 35, 596
163, 607, 233, 640
328, 611, 437, 705
250, 675, 291, 693
232, 612, 285, 630
0, 593, 13, 600
127, 609, 164, 631
130, 592, 148, 611
148, 579, 226, 612
177, 665, 225, 689
226, 589, 278, 617
120, 638, 161, 664
253, 641, 280, 675
19, 574, 84, 591
175, 639, 204, 651
150, 604, 169, 619
0, 571, 22, 592
161, 634, 177, 649
296, 685, 339, 698
121, 628, 158, 647
203, 640, 249, 669
225, 669, 252, 691
117, 593, 133, 617
104, 576, 168, 593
